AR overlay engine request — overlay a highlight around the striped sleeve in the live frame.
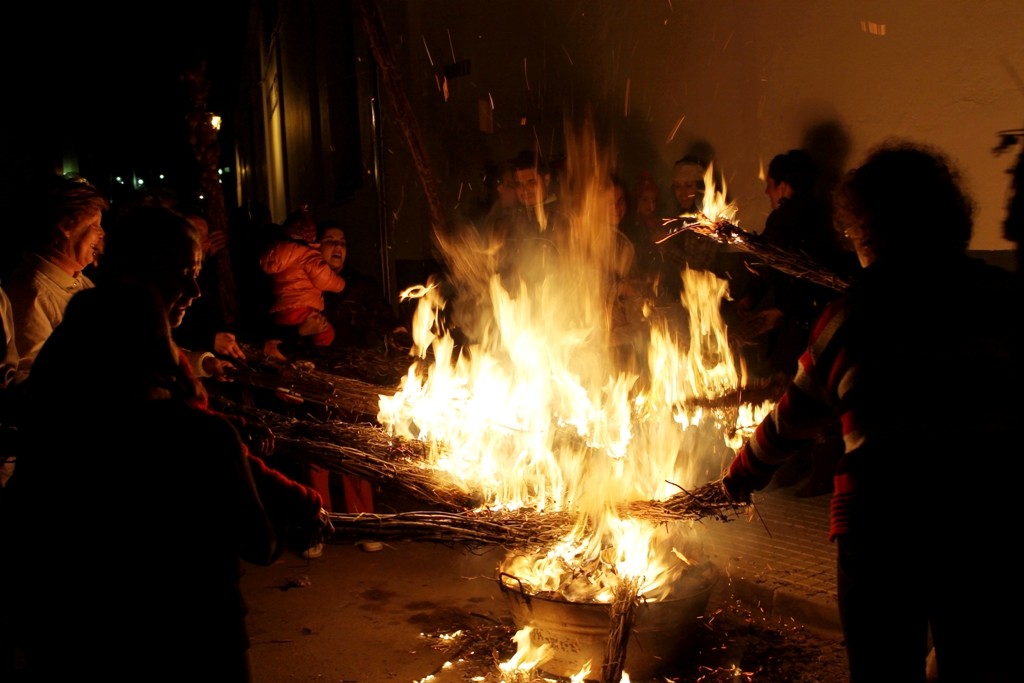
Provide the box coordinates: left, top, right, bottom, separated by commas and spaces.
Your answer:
733, 300, 848, 482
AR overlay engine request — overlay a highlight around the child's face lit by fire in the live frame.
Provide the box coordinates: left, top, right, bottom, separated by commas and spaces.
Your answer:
318, 227, 348, 273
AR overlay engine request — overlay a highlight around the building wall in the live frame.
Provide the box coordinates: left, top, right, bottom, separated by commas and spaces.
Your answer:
373, 0, 1023, 250
237, 0, 390, 294
236, 0, 1023, 300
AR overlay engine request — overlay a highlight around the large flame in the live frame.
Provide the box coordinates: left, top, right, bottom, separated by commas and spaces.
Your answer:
378, 121, 770, 610
699, 162, 739, 224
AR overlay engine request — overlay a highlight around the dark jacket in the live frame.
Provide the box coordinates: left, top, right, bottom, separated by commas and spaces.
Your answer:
5, 398, 276, 681
727, 254, 1022, 540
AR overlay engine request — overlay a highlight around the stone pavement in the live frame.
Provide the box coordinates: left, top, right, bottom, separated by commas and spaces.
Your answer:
697, 484, 840, 635
241, 484, 845, 683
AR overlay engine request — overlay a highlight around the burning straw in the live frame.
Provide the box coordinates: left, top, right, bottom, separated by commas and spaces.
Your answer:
212, 397, 748, 550
659, 214, 852, 292
602, 578, 640, 683
221, 401, 480, 510
324, 482, 745, 551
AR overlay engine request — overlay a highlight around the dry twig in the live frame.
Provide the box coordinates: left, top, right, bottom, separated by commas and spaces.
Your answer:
660, 215, 851, 292
325, 482, 746, 550
211, 376, 750, 548
602, 579, 640, 683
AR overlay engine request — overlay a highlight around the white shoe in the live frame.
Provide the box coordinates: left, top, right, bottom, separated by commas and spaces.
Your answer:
357, 540, 384, 553
301, 543, 324, 559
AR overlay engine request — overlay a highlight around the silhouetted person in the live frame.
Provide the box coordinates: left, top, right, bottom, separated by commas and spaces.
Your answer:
737, 150, 857, 496
4, 282, 277, 681
723, 141, 1022, 683
490, 150, 568, 290
736, 149, 857, 377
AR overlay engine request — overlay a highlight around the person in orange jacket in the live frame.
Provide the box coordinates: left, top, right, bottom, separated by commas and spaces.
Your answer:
259, 207, 346, 350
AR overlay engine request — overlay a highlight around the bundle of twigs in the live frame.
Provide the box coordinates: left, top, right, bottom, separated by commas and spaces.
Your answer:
325, 482, 746, 550
327, 509, 575, 550
220, 402, 481, 510
212, 386, 749, 548
270, 410, 746, 524
307, 344, 415, 388
660, 215, 852, 292
602, 579, 640, 683
675, 375, 787, 413
226, 352, 393, 420
625, 481, 747, 523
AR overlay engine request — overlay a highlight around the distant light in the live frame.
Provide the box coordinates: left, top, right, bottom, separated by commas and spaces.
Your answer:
159, 174, 166, 180
209, 113, 222, 131
860, 19, 886, 35
136, 178, 145, 187
115, 176, 124, 185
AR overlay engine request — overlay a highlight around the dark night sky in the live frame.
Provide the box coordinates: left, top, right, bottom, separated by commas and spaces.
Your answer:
3, 3, 247, 198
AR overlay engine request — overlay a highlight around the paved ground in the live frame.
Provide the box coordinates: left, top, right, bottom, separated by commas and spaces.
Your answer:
244, 541, 510, 683
242, 484, 847, 683
698, 484, 839, 634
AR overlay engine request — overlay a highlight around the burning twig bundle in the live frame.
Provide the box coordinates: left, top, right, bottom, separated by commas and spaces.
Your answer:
327, 509, 575, 550
218, 391, 754, 526
626, 481, 747, 524
674, 375, 788, 413
325, 482, 746, 550
275, 434, 481, 511
659, 215, 852, 292
216, 401, 481, 510
210, 326, 753, 552
602, 579, 640, 683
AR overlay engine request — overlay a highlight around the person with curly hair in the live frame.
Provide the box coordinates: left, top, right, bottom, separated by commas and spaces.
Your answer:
722, 140, 1022, 683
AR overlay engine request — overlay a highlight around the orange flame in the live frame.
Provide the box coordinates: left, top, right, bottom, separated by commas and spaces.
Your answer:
379, 120, 770, 608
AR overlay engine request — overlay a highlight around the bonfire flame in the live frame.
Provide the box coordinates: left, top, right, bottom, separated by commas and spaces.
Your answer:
378, 121, 768, 634
497, 625, 553, 681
